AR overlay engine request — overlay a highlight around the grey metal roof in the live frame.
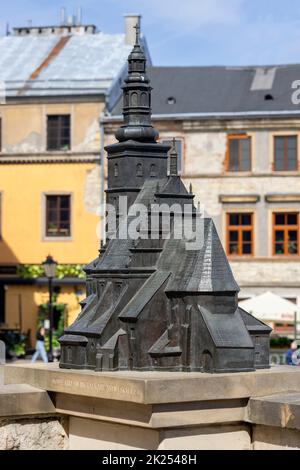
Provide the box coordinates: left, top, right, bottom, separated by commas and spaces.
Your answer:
238, 308, 272, 333
0, 33, 133, 97
119, 271, 171, 320
94, 175, 239, 294
162, 218, 239, 293
200, 306, 254, 348
110, 64, 300, 117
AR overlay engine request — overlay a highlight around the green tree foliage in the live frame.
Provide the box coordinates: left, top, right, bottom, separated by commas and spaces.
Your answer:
17, 264, 85, 279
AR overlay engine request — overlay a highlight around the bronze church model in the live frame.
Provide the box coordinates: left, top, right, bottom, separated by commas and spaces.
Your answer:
59, 29, 271, 373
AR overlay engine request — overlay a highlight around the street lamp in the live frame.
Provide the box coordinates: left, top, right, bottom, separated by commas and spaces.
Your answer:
43, 255, 57, 362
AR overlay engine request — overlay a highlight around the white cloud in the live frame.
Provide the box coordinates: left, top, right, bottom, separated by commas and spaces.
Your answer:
154, 0, 243, 26
111, 0, 244, 31
227, 15, 300, 65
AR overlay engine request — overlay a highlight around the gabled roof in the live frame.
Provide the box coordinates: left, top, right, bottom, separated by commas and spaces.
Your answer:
162, 218, 239, 293
95, 175, 238, 294
110, 64, 300, 118
119, 271, 171, 320
238, 308, 272, 333
199, 305, 254, 349
0, 33, 142, 98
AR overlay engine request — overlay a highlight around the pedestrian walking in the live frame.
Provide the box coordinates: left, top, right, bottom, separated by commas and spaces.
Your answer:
31, 327, 48, 363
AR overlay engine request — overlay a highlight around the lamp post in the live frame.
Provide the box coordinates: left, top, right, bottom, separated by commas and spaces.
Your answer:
43, 255, 57, 363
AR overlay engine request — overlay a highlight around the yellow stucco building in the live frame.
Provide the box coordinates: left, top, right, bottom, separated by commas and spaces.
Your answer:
0, 97, 104, 346
0, 15, 143, 347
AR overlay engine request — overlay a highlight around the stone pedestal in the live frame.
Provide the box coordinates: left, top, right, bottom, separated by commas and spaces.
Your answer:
0, 382, 68, 450
4, 363, 300, 450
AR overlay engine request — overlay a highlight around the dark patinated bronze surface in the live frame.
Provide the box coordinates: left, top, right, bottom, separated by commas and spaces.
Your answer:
59, 30, 271, 373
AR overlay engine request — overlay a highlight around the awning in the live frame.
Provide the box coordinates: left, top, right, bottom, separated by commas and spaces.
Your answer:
239, 291, 300, 323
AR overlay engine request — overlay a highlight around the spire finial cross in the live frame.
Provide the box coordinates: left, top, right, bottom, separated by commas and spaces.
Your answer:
134, 23, 140, 45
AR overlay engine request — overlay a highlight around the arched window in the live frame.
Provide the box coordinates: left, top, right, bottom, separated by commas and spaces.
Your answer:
114, 163, 119, 177
130, 92, 138, 107
150, 164, 156, 177
141, 92, 148, 107
202, 350, 213, 373
124, 93, 129, 107
136, 163, 143, 177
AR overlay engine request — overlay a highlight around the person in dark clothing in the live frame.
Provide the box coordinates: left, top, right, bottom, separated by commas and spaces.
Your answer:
31, 327, 48, 363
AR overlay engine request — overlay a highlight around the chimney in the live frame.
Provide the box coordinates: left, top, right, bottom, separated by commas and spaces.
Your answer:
60, 7, 66, 25
124, 14, 141, 46
77, 6, 82, 25
67, 15, 74, 26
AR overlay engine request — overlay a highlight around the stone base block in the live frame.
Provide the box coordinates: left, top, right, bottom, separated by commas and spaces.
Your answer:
4, 363, 300, 450
69, 417, 251, 450
0, 417, 68, 450
253, 425, 300, 450
0, 384, 55, 417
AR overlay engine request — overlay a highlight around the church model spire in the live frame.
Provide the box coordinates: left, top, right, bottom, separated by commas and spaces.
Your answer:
59, 22, 271, 374
115, 24, 159, 143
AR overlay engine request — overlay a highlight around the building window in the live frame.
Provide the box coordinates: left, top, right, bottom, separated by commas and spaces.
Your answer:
227, 135, 251, 172
0, 193, 2, 239
45, 195, 71, 238
136, 163, 143, 177
226, 213, 254, 256
114, 164, 119, 177
150, 164, 156, 177
161, 138, 183, 174
273, 212, 299, 255
130, 92, 138, 107
47, 115, 71, 151
274, 136, 298, 171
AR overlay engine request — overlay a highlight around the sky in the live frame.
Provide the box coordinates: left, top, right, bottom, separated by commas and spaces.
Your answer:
1, 0, 300, 66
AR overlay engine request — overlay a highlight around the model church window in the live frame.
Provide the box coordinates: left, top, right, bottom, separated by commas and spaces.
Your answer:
124, 93, 129, 107
141, 92, 148, 106
150, 164, 156, 177
45, 195, 71, 237
47, 115, 71, 151
227, 213, 254, 256
130, 92, 138, 107
273, 212, 299, 255
227, 135, 251, 172
114, 163, 119, 177
274, 136, 298, 171
136, 163, 143, 177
